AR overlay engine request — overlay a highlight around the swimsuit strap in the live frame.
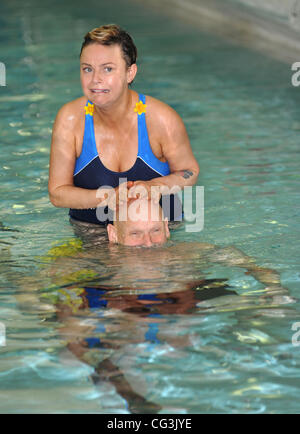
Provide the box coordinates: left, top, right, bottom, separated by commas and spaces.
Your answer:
74, 100, 98, 176
137, 94, 170, 176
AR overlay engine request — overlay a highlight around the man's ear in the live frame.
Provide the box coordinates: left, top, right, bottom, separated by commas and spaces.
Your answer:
164, 217, 170, 239
107, 223, 118, 243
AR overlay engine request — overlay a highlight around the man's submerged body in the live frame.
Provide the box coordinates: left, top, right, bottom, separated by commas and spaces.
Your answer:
29, 238, 292, 414
15, 199, 295, 414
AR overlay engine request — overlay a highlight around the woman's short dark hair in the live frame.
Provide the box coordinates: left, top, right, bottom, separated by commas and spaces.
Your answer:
80, 24, 137, 67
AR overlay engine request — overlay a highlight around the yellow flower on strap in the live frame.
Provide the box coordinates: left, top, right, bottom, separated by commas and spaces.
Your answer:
134, 100, 147, 115
85, 102, 94, 116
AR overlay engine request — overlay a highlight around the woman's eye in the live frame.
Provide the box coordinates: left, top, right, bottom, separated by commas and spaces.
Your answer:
82, 67, 92, 73
104, 67, 113, 72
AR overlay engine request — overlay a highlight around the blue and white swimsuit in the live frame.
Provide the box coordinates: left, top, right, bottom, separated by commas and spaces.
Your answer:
69, 94, 182, 224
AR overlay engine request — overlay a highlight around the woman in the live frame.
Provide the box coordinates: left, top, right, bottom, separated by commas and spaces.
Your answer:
48, 24, 199, 225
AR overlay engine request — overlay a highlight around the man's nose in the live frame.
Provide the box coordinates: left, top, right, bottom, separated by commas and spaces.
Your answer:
142, 233, 153, 247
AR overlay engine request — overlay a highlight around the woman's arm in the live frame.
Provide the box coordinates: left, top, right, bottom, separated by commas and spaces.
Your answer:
129, 98, 200, 198
48, 103, 105, 209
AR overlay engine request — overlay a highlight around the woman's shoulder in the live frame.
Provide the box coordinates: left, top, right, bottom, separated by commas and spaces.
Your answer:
145, 94, 182, 121
53, 96, 87, 133
56, 96, 87, 119
144, 94, 173, 112
143, 94, 185, 132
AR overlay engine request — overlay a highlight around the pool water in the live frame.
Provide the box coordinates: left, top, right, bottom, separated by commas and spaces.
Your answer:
1, 0, 300, 414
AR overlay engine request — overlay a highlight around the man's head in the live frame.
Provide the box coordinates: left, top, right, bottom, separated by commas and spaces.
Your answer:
106, 198, 170, 247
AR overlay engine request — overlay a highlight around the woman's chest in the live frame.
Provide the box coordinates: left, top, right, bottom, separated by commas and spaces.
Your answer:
94, 121, 139, 172
75, 115, 165, 173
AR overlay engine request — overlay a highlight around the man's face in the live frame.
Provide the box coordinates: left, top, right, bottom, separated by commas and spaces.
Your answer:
107, 199, 170, 247
116, 219, 169, 247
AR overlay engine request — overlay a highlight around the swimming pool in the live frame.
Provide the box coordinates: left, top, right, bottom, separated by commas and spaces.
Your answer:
1, 0, 300, 414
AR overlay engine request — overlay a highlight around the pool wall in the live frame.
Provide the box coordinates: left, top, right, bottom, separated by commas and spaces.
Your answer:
136, 0, 300, 64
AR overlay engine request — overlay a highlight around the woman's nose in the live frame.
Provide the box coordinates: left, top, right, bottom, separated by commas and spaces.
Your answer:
92, 70, 103, 83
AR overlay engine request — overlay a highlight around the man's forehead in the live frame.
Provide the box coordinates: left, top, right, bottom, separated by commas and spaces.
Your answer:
123, 218, 164, 231
117, 198, 164, 223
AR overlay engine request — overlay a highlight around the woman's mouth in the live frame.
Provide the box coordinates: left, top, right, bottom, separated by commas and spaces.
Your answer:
90, 89, 109, 93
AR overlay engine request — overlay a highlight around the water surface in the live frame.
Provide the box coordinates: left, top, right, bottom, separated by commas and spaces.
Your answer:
0, 0, 300, 414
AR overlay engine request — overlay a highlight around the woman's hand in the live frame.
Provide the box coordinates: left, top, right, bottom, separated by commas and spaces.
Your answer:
97, 180, 135, 211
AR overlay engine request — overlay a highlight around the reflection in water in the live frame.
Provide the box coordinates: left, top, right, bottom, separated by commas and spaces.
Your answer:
0, 222, 20, 233
0, 0, 299, 414
56, 279, 236, 414
11, 233, 294, 414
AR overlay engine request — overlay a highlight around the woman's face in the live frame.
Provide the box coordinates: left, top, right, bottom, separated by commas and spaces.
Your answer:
80, 43, 136, 107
